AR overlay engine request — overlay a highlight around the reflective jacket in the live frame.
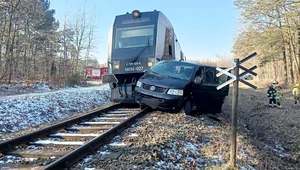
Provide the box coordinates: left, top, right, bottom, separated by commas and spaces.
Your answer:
267, 87, 277, 98
276, 88, 283, 98
293, 87, 299, 96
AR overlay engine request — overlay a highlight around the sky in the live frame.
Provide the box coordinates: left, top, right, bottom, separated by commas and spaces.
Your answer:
49, 0, 239, 64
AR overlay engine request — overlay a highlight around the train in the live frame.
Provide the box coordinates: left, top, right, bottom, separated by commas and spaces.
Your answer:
102, 10, 186, 103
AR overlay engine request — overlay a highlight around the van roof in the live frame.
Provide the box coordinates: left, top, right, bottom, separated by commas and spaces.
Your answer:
163, 60, 216, 68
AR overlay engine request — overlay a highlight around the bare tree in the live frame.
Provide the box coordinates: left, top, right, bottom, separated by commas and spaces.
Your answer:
234, 0, 300, 84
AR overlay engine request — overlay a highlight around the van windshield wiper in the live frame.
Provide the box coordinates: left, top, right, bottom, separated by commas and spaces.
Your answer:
151, 70, 171, 78
150, 70, 161, 75
132, 36, 150, 63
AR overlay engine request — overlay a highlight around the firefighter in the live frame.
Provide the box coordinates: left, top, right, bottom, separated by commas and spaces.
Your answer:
292, 83, 300, 104
275, 85, 283, 108
267, 84, 277, 107
272, 80, 278, 89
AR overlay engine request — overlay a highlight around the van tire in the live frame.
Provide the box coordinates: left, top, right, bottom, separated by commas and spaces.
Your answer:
211, 100, 223, 114
180, 100, 191, 115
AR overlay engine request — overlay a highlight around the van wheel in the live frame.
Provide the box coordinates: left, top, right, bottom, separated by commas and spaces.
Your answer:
211, 100, 223, 114
180, 100, 191, 115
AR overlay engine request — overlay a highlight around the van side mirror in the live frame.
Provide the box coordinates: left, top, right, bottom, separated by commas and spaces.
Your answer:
194, 76, 203, 84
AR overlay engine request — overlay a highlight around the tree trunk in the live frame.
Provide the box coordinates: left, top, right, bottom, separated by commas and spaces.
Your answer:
1, 13, 13, 82
282, 46, 288, 84
0, 13, 7, 71
278, 18, 288, 85
273, 58, 277, 80
8, 20, 18, 84
282, 1, 295, 83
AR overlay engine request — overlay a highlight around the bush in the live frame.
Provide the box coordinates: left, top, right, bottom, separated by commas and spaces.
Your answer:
68, 73, 82, 86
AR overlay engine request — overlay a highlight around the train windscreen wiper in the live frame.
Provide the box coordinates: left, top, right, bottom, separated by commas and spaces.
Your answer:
132, 36, 150, 63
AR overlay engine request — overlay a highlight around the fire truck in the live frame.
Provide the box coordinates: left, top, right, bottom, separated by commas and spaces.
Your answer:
86, 66, 108, 79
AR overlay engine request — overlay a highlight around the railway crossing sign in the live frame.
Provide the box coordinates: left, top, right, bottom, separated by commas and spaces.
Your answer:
216, 52, 258, 90
215, 52, 257, 169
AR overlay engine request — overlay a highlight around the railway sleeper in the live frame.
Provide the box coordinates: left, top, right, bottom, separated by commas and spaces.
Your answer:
29, 140, 84, 147
104, 113, 129, 117
5, 149, 68, 158
80, 121, 121, 126
93, 117, 128, 121
107, 110, 138, 114
65, 126, 112, 133
48, 133, 102, 141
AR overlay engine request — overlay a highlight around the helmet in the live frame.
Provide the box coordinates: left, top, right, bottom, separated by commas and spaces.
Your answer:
295, 83, 300, 87
272, 80, 277, 84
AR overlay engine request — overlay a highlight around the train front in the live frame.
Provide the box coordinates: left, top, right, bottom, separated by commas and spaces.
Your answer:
103, 10, 159, 103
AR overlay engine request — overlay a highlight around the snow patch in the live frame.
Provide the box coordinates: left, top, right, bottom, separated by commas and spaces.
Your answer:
0, 84, 110, 134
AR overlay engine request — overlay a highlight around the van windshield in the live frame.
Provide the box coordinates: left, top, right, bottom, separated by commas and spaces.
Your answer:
150, 61, 196, 81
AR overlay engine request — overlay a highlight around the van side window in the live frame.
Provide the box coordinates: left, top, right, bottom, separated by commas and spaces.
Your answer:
195, 67, 203, 76
203, 67, 218, 84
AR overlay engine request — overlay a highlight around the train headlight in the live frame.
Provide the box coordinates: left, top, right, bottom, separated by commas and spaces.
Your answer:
132, 10, 141, 18
113, 60, 120, 70
114, 64, 120, 69
167, 89, 183, 96
136, 81, 142, 87
147, 58, 155, 67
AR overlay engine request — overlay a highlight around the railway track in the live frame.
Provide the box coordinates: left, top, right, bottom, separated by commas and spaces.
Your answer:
0, 103, 148, 170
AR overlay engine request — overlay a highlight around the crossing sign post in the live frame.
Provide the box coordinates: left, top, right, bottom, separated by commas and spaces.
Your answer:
216, 52, 257, 169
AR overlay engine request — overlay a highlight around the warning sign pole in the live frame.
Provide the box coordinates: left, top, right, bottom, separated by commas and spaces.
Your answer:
216, 52, 257, 169
228, 58, 239, 168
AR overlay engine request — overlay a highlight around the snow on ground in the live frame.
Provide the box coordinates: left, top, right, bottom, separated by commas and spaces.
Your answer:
0, 84, 110, 135
0, 82, 54, 96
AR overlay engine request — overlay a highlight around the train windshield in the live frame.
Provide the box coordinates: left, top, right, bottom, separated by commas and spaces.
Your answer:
114, 25, 154, 49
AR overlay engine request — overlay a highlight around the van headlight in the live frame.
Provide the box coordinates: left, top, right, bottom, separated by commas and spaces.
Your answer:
167, 89, 183, 96
136, 81, 142, 87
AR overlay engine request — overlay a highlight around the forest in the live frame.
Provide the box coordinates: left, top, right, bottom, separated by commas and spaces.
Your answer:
233, 0, 300, 85
0, 0, 97, 85
1, 0, 299, 86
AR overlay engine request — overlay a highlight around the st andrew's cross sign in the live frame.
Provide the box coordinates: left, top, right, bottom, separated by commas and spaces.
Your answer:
216, 52, 258, 90
215, 52, 257, 169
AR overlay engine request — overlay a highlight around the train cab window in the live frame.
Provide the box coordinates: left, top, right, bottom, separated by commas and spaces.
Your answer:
114, 25, 154, 49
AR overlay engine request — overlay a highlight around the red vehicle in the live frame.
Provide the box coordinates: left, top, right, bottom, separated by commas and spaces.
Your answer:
100, 67, 108, 78
86, 67, 101, 79
86, 66, 108, 79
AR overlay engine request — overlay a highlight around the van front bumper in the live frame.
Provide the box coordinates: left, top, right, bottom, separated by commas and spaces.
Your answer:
134, 88, 184, 112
